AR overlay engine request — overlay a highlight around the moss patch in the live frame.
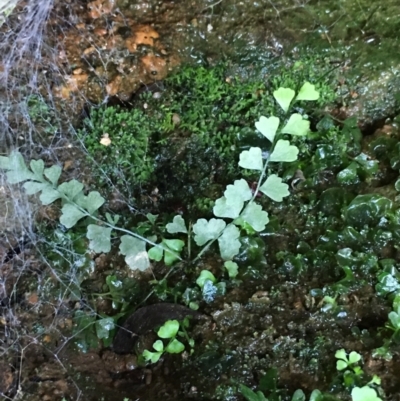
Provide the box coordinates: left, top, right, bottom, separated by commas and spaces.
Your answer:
79, 57, 336, 213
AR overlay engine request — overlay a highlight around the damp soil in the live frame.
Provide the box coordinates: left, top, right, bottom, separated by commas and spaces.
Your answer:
1, 0, 400, 401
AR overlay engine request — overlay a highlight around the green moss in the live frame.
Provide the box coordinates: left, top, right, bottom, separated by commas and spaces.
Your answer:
79, 105, 155, 186
79, 59, 336, 212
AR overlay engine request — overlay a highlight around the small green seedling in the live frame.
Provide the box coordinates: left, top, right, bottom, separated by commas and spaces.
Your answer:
224, 260, 239, 278
239, 352, 384, 401
335, 349, 362, 372
142, 318, 194, 364
196, 270, 226, 303
321, 295, 338, 312
373, 293, 400, 359
335, 349, 363, 387
240, 386, 323, 401
148, 238, 185, 265
372, 340, 393, 362
368, 375, 381, 386
291, 389, 323, 401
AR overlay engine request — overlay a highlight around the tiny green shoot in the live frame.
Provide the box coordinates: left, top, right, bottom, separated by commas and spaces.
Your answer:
142, 319, 194, 364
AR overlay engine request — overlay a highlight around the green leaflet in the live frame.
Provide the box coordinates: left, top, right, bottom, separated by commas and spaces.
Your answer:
40, 188, 62, 205
166, 215, 188, 234
351, 386, 381, 401
389, 310, 400, 329
196, 270, 217, 288
148, 239, 184, 266
87, 224, 112, 253
273, 87, 295, 113
23, 181, 48, 195
213, 179, 252, 219
213, 196, 244, 219
148, 246, 163, 262
30, 159, 45, 180
75, 191, 105, 215
58, 180, 84, 200
291, 389, 306, 401
240, 203, 269, 232
152, 339, 164, 352
4, 152, 34, 184
270, 140, 299, 162
193, 218, 226, 246
163, 239, 185, 265
295, 82, 319, 101
105, 212, 120, 225
158, 320, 179, 338
166, 338, 185, 353
255, 116, 279, 143
142, 350, 162, 363
218, 225, 241, 260
163, 239, 185, 252
60, 204, 87, 228
239, 384, 268, 401
6, 169, 35, 184
259, 174, 290, 202
239, 147, 263, 171
281, 114, 310, 137
224, 179, 252, 202
143, 340, 163, 363
44, 165, 62, 185
146, 213, 158, 225
95, 317, 114, 339
119, 235, 150, 271
224, 261, 239, 278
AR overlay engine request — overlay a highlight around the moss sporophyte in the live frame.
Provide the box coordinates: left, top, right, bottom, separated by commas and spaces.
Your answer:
240, 353, 384, 401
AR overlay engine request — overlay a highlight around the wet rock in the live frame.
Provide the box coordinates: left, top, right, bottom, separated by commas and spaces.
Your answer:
52, 9, 178, 105
101, 350, 138, 373
212, 302, 246, 327
339, 72, 400, 131
318, 187, 353, 217
345, 194, 393, 228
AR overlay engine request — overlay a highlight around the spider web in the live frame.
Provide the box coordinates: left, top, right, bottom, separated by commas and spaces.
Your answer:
0, 1, 113, 399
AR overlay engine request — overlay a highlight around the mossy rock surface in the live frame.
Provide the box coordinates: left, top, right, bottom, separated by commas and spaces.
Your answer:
80, 59, 336, 213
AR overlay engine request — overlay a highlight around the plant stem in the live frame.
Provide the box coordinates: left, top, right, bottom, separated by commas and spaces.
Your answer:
60, 193, 183, 261
193, 134, 279, 264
